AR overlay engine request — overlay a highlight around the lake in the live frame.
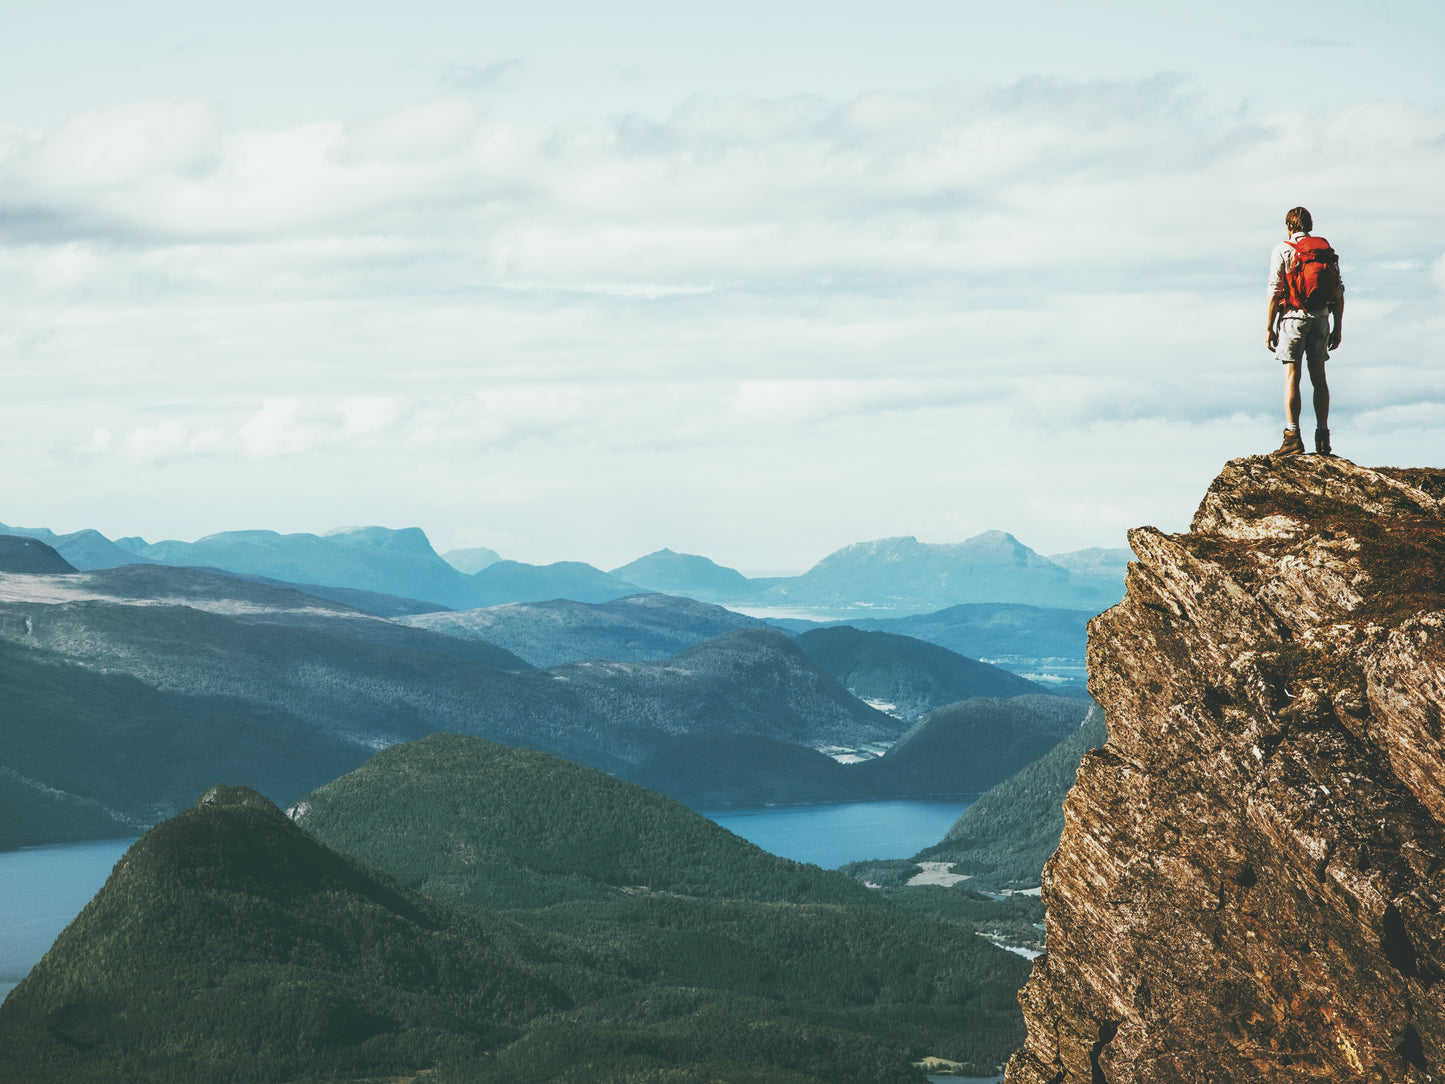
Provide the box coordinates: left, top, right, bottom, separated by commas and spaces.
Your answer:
0, 837, 135, 1002
700, 799, 972, 869
1, 799, 971, 1002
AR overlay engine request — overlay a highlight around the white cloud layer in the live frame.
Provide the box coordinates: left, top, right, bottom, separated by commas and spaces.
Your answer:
3, 73, 1444, 567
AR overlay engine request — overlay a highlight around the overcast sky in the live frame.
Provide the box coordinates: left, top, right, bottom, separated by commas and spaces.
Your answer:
4, 1, 1443, 572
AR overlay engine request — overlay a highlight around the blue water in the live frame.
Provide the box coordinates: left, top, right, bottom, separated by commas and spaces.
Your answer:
701, 799, 971, 869
1, 800, 971, 1000
0, 838, 135, 1003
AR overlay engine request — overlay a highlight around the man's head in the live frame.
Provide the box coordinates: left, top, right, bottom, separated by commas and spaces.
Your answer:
1285, 206, 1313, 234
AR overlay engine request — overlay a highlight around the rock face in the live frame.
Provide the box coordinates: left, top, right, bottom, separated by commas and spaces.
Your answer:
1006, 456, 1445, 1083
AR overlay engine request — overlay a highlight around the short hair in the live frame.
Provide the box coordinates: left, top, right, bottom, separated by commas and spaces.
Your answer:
1285, 206, 1313, 234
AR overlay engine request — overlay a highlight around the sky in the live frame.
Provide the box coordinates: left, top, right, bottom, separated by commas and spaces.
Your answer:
3, 1, 1444, 573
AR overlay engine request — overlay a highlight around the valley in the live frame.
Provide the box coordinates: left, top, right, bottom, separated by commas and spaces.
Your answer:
0, 521, 1118, 1082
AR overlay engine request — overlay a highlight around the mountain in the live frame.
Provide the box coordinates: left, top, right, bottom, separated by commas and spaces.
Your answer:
629, 731, 872, 807
227, 573, 452, 618
794, 625, 1050, 721
916, 704, 1108, 891
440, 544, 502, 573
746, 532, 1123, 616
0, 569, 897, 847
833, 602, 1095, 691
0, 524, 142, 570
401, 592, 767, 666
1044, 546, 1132, 580
844, 705, 1108, 894
609, 547, 756, 602
529, 628, 902, 766
467, 558, 642, 605
120, 525, 476, 608
0, 535, 76, 574
111, 526, 632, 610
293, 734, 1033, 1075
1007, 457, 1445, 1084
0, 783, 578, 1083
856, 695, 1094, 798
293, 732, 873, 909
629, 694, 1093, 810
0, 746, 1035, 1081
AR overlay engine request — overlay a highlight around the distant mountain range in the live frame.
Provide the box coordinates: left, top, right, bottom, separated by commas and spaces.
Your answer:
0, 737, 1034, 1081
1, 517, 1127, 617
0, 555, 906, 847
401, 592, 769, 667
1, 538, 1100, 844
610, 547, 764, 601
742, 532, 1122, 614
821, 602, 1097, 689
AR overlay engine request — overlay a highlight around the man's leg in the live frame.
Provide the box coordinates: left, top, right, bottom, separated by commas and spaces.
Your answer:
1283, 362, 1303, 428
1308, 357, 1331, 454
1273, 361, 1307, 455
1308, 358, 1329, 427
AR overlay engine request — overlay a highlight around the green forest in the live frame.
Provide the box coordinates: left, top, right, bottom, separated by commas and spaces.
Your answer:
0, 738, 1041, 1083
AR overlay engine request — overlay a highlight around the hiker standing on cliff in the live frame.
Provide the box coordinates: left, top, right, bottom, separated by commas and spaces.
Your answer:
1266, 206, 1344, 456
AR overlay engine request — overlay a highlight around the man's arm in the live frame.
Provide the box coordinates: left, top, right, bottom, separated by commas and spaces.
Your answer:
1267, 295, 1282, 352
1329, 292, 1344, 350
1266, 242, 1288, 351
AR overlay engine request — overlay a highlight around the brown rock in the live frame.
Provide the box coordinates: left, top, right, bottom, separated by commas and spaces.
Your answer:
1005, 456, 1445, 1083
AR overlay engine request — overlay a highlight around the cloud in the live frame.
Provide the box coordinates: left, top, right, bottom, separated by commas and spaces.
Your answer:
5, 76, 1445, 565
4, 81, 1441, 300
121, 420, 228, 464
236, 398, 412, 458
439, 59, 521, 94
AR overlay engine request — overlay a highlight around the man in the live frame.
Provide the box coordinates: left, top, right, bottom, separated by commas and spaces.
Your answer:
1266, 206, 1344, 456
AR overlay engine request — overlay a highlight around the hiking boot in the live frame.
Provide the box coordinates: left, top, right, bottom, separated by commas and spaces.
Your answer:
1314, 427, 1332, 456
1272, 428, 1305, 456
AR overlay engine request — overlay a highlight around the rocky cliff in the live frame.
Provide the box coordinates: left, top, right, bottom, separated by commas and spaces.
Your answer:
1006, 456, 1445, 1083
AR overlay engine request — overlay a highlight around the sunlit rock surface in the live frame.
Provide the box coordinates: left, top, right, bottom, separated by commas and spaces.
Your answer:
1006, 455, 1445, 1083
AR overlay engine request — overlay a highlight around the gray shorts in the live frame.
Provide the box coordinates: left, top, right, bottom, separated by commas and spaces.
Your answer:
1276, 311, 1330, 365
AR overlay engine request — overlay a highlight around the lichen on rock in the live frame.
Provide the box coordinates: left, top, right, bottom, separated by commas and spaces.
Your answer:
1005, 455, 1445, 1083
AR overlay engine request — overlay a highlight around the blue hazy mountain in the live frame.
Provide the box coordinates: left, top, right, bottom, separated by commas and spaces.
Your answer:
793, 625, 1052, 722
440, 544, 502, 573
467, 558, 642, 605
825, 602, 1096, 690
609, 547, 758, 602
745, 532, 1123, 615
1045, 545, 1132, 579
0, 522, 148, 570
4, 515, 1127, 617
118, 525, 476, 608
402, 592, 767, 667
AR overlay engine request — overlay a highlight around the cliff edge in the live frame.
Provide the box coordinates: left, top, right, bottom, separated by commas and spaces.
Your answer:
1006, 456, 1445, 1083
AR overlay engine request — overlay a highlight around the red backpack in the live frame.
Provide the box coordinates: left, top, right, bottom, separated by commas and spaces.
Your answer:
1285, 235, 1340, 312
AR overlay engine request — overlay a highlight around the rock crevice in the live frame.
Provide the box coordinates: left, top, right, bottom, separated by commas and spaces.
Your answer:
1006, 456, 1445, 1083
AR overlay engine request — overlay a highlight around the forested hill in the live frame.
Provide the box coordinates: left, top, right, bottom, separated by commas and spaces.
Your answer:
0, 754, 1035, 1081
292, 732, 872, 909
795, 625, 1049, 722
